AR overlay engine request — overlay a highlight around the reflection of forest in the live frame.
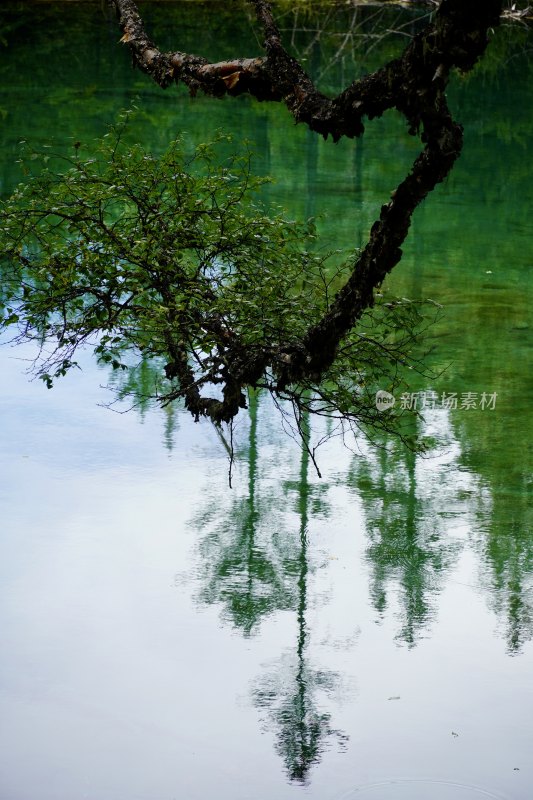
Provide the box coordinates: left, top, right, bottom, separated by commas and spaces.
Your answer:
348, 408, 533, 655
471, 476, 533, 655
347, 417, 473, 646
193, 393, 346, 782
1, 0, 532, 734
195, 392, 299, 633
117, 348, 532, 661
187, 388, 530, 780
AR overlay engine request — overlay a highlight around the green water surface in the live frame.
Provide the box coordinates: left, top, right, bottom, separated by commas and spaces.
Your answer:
0, 4, 532, 799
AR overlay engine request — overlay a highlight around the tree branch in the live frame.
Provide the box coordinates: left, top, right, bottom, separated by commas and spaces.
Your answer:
110, 0, 501, 139
106, 0, 503, 425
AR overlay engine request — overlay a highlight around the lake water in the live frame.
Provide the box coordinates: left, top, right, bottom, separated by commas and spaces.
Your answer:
0, 4, 532, 799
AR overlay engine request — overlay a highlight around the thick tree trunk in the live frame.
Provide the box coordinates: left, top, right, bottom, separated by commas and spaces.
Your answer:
110, 0, 503, 422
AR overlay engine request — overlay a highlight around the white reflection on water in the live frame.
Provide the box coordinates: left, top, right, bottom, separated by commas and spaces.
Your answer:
0, 345, 532, 800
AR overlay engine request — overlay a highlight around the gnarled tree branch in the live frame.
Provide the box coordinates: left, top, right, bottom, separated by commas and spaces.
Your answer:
108, 0, 503, 424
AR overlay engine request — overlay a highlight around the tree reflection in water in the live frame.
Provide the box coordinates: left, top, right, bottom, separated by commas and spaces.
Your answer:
194, 391, 298, 633
347, 414, 484, 647
252, 409, 348, 784
114, 362, 532, 774
474, 502, 533, 655
193, 392, 347, 782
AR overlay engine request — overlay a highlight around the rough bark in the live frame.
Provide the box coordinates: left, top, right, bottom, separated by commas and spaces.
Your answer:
109, 0, 503, 423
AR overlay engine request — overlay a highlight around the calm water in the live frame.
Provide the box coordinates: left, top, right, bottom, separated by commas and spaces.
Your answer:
0, 4, 532, 799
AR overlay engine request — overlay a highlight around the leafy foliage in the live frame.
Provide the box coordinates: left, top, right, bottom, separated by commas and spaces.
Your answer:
0, 113, 436, 447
